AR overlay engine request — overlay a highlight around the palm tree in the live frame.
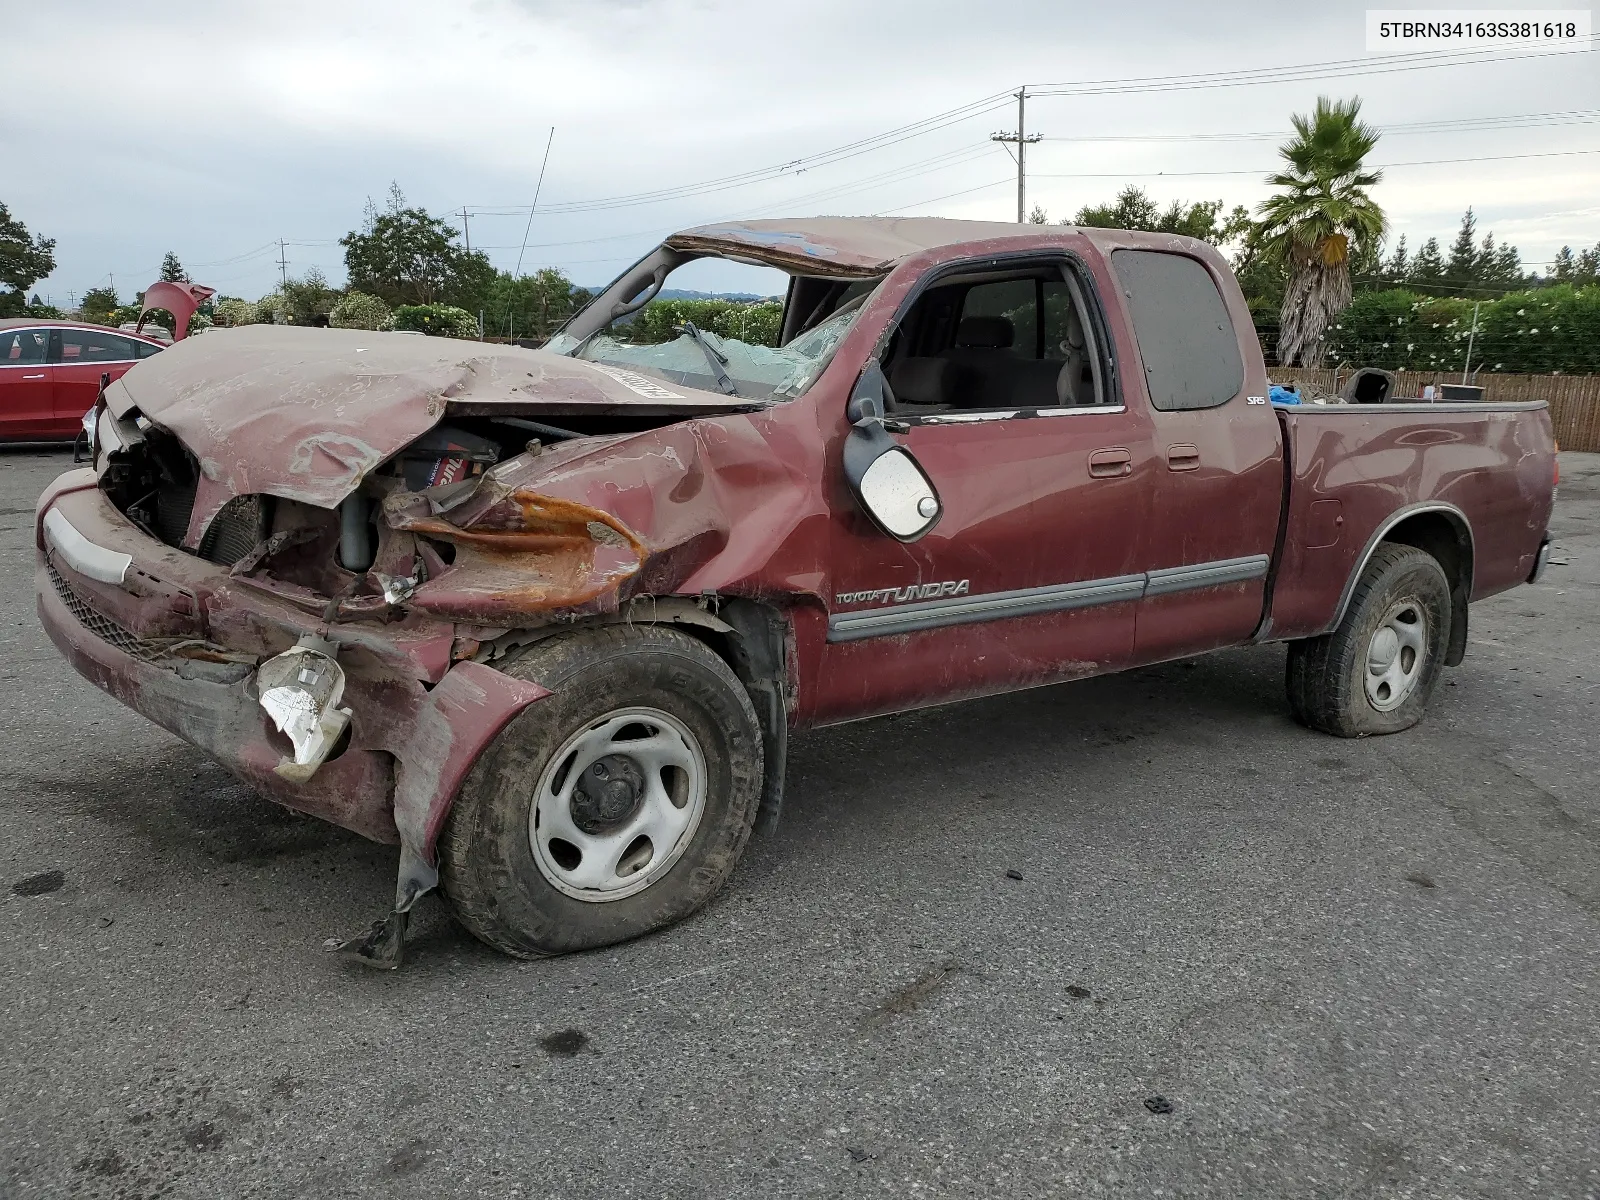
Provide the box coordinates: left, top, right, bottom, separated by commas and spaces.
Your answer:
1256, 96, 1386, 367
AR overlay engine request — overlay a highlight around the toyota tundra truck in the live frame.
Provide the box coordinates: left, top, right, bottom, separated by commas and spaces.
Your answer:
35, 218, 1558, 966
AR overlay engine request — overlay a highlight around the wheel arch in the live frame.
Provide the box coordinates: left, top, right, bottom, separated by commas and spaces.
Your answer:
476, 595, 794, 832
1329, 503, 1474, 666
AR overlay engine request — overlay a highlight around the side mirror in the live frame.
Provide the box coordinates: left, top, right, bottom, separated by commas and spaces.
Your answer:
843, 361, 942, 542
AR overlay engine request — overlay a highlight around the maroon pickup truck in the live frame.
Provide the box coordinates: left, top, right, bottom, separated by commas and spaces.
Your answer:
35, 218, 1556, 966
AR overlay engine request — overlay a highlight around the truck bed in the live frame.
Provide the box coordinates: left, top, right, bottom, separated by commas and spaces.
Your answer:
1265, 400, 1556, 642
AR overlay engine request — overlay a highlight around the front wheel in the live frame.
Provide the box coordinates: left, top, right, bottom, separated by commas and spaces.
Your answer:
439, 624, 763, 958
1286, 543, 1452, 738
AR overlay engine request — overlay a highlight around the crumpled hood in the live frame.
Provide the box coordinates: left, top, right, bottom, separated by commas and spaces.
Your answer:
108, 325, 759, 509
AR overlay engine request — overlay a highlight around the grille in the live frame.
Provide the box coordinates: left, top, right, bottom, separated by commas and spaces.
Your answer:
47, 562, 172, 663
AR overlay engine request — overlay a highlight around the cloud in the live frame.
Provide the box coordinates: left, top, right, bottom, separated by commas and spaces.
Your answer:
4, 0, 1596, 301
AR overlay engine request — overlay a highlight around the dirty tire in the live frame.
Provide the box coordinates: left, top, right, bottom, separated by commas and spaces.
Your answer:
1286, 543, 1451, 738
439, 625, 762, 958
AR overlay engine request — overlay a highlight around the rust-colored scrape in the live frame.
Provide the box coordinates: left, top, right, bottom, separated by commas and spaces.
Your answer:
392, 489, 647, 619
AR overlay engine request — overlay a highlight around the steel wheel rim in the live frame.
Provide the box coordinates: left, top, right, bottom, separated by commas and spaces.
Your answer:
1364, 599, 1427, 712
529, 706, 707, 903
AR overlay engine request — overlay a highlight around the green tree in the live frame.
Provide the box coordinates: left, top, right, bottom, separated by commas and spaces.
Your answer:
1255, 96, 1387, 366
484, 267, 578, 340
1072, 186, 1251, 247
1445, 208, 1479, 289
159, 251, 188, 283
81, 285, 120, 324
0, 202, 57, 317
280, 268, 339, 325
1381, 235, 1410, 282
1409, 237, 1445, 289
340, 183, 494, 309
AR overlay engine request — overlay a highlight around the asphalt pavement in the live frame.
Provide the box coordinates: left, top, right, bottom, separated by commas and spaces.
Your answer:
3, 447, 1597, 1199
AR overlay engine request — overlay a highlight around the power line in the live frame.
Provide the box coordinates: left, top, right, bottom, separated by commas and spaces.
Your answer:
1033, 147, 1600, 180
1029, 37, 1598, 96
1038, 108, 1600, 143
514, 127, 557, 278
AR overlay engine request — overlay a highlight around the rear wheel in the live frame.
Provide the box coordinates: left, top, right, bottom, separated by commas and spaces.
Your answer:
439, 624, 763, 958
1286, 543, 1452, 738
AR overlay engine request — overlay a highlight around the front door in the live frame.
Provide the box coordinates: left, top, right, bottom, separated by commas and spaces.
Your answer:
0, 327, 54, 439
811, 258, 1155, 724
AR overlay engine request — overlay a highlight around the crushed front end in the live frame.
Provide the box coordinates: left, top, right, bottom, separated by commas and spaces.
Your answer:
32, 327, 764, 964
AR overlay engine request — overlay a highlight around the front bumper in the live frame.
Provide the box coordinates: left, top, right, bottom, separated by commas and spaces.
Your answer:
36, 480, 549, 904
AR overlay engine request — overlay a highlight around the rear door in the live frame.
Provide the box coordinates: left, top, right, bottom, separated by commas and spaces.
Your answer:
0, 327, 54, 438
49, 327, 149, 435
1107, 248, 1283, 662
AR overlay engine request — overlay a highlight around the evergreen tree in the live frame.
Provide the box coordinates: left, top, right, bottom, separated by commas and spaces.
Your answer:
1410, 237, 1445, 287
1551, 246, 1577, 280
1572, 243, 1599, 282
1382, 235, 1409, 282
159, 251, 188, 283
1445, 208, 1479, 286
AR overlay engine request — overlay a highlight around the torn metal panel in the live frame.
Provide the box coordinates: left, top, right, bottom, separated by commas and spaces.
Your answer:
387, 488, 648, 624
110, 327, 763, 511
388, 661, 550, 909
664, 217, 1102, 276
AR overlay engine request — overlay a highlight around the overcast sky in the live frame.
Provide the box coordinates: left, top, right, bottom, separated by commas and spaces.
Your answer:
7, 0, 1598, 304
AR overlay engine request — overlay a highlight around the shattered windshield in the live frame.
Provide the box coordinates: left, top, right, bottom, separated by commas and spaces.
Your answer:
547, 272, 877, 402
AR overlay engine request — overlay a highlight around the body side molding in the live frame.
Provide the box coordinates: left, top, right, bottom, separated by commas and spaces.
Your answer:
827, 553, 1271, 643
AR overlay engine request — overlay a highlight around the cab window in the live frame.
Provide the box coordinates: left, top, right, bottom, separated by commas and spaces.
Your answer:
2, 328, 48, 365
883, 262, 1110, 413
55, 329, 140, 364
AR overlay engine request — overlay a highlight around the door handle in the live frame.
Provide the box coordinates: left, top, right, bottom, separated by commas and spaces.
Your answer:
21, 373, 46, 380
1088, 447, 1133, 478
1166, 443, 1200, 471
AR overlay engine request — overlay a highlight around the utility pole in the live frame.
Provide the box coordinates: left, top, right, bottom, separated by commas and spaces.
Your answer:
1461, 300, 1482, 383
991, 87, 1042, 223
277, 240, 289, 290
461, 208, 472, 252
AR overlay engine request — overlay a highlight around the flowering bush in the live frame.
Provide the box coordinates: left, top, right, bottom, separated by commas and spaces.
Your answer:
391, 304, 479, 338
212, 298, 261, 327
329, 291, 393, 331
1324, 285, 1599, 373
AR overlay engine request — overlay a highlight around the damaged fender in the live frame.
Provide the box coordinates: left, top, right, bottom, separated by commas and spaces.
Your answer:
390, 660, 550, 911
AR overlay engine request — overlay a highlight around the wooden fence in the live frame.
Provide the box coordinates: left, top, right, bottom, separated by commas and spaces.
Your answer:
1270, 368, 1600, 453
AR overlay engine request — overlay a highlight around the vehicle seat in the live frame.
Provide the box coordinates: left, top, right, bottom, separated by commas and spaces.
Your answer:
887, 357, 957, 411
938, 317, 1015, 407
1055, 307, 1096, 406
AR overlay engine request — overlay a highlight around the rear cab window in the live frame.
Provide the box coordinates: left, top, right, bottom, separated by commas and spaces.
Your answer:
1110, 250, 1244, 411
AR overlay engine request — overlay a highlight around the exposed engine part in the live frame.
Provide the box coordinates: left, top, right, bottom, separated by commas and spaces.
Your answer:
339, 493, 373, 571
199, 494, 271, 566
375, 572, 419, 605
491, 416, 583, 443
394, 425, 501, 490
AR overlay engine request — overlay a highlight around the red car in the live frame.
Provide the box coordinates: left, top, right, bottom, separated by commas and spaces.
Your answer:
0, 320, 168, 441
35, 219, 1556, 967
1, 282, 215, 441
